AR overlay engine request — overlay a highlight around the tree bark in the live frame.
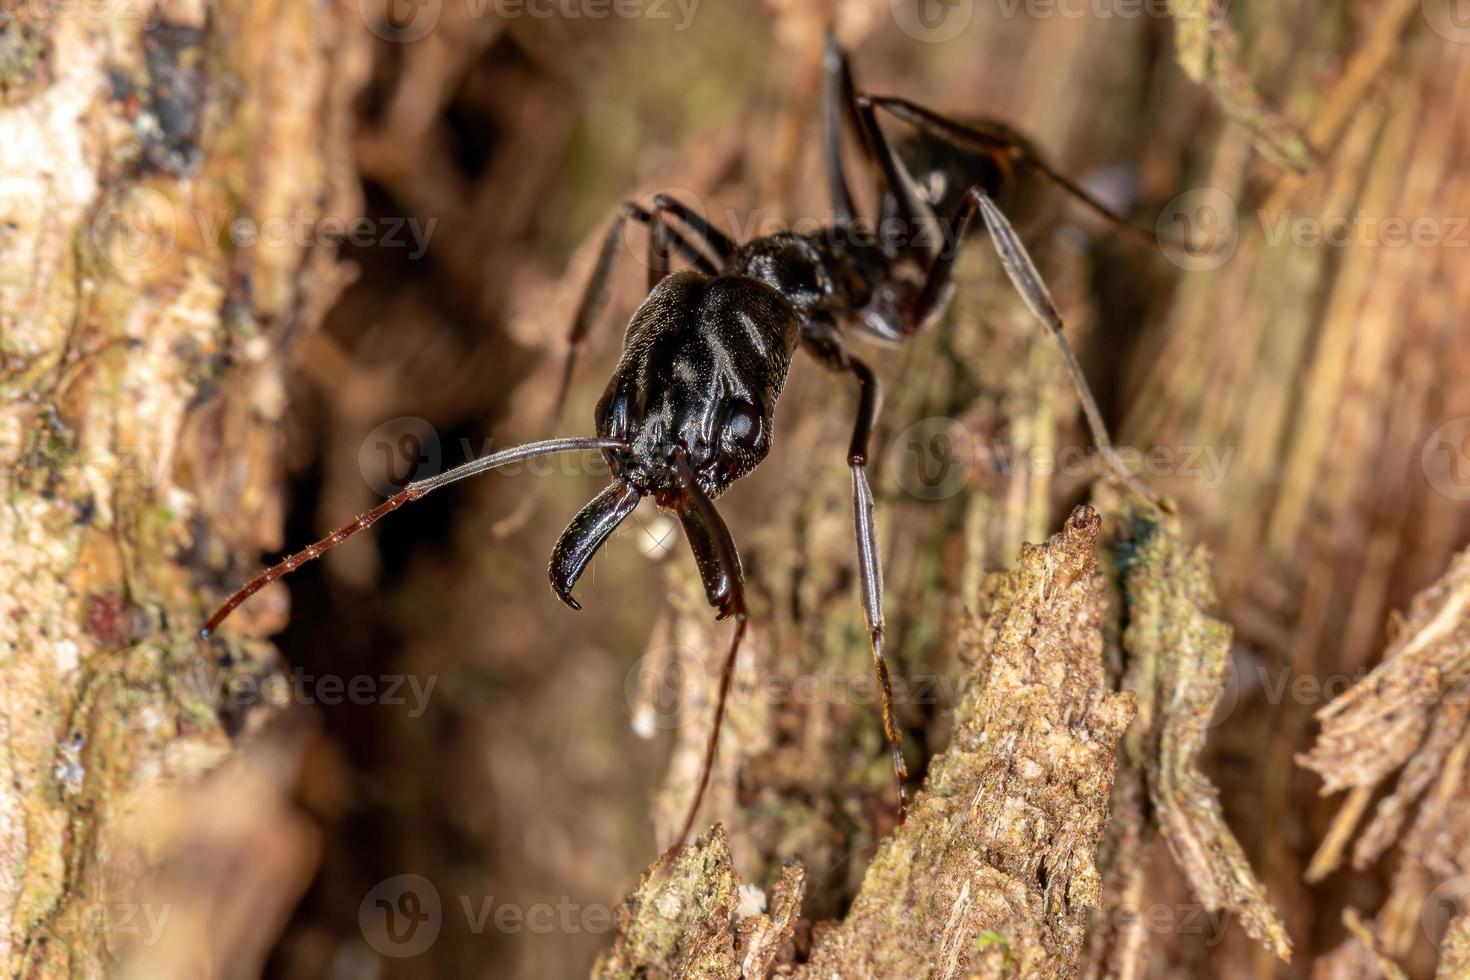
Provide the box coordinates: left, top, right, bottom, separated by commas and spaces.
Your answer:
0, 2, 365, 974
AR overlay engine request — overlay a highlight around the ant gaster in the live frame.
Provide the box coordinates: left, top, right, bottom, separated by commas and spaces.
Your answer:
201, 33, 1158, 858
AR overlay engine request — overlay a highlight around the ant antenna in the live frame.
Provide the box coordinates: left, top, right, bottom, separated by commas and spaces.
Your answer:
199, 436, 626, 639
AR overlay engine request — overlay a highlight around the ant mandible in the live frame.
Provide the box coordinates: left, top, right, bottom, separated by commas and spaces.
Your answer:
200, 32, 1158, 858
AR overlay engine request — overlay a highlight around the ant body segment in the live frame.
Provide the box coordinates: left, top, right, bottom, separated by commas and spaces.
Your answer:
202, 34, 1157, 858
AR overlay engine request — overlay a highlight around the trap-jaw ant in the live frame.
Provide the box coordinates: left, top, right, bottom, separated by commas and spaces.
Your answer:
201, 33, 1159, 858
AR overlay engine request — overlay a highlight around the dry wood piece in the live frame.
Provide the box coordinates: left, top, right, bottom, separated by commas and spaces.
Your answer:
597, 505, 1135, 977
1340, 909, 1409, 980
0, 1, 365, 973
1098, 491, 1292, 965
592, 825, 804, 980
1301, 545, 1470, 863
1165, 0, 1312, 172
1436, 915, 1470, 980
1298, 545, 1470, 968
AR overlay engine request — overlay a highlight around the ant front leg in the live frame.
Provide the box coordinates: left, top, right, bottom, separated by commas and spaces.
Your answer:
821, 30, 862, 226
801, 318, 911, 823
552, 202, 719, 427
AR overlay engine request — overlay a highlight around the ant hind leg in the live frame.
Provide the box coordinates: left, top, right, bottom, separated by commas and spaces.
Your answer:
936, 187, 1158, 503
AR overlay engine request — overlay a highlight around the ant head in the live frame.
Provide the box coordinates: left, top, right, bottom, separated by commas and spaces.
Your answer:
592, 270, 799, 506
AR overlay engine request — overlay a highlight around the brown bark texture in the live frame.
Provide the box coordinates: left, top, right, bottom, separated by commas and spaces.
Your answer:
0, 0, 366, 974
1, 0, 1467, 978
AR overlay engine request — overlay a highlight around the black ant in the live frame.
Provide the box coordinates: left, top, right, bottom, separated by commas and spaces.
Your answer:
201, 33, 1160, 858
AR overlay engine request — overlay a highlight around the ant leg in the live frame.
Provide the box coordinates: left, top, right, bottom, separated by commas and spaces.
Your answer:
652, 193, 733, 268
942, 186, 1157, 502
647, 204, 670, 291
822, 30, 859, 226
800, 321, 910, 822
667, 454, 749, 856
867, 95, 1171, 250
553, 203, 710, 427
854, 94, 945, 268
846, 358, 909, 822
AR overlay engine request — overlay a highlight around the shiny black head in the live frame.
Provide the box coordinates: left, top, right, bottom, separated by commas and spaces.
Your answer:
594, 269, 801, 504
547, 268, 801, 611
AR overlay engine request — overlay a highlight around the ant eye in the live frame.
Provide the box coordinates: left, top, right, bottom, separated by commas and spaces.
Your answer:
720, 401, 762, 453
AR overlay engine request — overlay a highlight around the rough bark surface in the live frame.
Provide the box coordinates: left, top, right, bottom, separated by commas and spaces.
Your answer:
5, 1, 1462, 978
1080, 490, 1292, 979
0, 1, 365, 974
597, 507, 1138, 978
